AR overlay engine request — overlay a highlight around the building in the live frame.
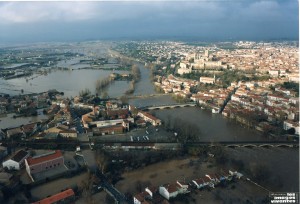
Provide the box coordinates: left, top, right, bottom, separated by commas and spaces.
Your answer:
25, 150, 64, 178
177, 67, 191, 75
283, 120, 299, 135
134, 191, 151, 204
92, 125, 124, 136
2, 150, 29, 170
159, 181, 189, 200
6, 127, 25, 139
32, 188, 75, 204
88, 118, 134, 130
45, 126, 77, 138
192, 177, 211, 189
137, 111, 162, 126
199, 76, 215, 84
134, 187, 169, 204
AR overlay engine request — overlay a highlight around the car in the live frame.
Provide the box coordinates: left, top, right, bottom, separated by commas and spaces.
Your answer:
145, 136, 149, 140
130, 136, 133, 142
137, 137, 140, 141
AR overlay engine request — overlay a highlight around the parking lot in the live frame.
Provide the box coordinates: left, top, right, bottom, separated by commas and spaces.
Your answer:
90, 125, 175, 143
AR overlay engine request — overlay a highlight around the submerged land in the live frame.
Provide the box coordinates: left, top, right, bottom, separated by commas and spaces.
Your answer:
0, 40, 298, 204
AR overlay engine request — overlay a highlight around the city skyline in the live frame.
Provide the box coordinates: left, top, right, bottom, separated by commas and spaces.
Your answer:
0, 0, 298, 43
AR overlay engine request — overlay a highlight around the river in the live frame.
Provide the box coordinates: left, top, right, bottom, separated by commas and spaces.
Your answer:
133, 62, 156, 96
1, 53, 266, 142
153, 107, 265, 142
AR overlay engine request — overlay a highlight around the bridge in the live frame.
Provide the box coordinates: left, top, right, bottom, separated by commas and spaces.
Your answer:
186, 141, 299, 148
13, 140, 299, 150
140, 102, 197, 110
95, 141, 299, 149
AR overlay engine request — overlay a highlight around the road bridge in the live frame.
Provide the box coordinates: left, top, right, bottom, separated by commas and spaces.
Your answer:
13, 140, 299, 149
140, 102, 197, 110
186, 141, 299, 148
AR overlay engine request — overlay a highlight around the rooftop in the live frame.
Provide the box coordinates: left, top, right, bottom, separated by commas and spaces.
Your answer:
11, 150, 29, 163
26, 150, 63, 166
32, 188, 74, 204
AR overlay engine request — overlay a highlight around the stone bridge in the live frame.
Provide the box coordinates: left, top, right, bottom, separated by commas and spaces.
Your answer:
140, 102, 197, 110
188, 141, 299, 148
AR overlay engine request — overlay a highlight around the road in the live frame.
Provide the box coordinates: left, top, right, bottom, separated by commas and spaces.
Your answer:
94, 169, 127, 204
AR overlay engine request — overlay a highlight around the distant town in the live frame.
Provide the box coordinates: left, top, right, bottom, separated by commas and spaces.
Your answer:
0, 40, 298, 204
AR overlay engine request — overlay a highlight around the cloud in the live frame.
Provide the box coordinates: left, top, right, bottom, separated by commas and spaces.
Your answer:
0, 2, 99, 23
0, 1, 232, 24
0, 0, 297, 42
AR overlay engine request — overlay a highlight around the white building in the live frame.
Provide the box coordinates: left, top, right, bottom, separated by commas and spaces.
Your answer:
159, 181, 189, 200
283, 120, 299, 135
138, 111, 161, 126
177, 67, 192, 75
2, 150, 29, 170
199, 76, 215, 84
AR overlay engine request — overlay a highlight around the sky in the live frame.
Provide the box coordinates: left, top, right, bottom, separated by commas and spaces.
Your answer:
0, 0, 298, 43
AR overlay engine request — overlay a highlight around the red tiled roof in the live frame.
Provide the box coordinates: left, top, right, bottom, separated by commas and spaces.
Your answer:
134, 191, 150, 202
32, 188, 74, 204
26, 150, 63, 166
139, 111, 160, 121
164, 182, 181, 193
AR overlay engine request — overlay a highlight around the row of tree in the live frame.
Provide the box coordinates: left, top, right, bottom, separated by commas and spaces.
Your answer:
95, 76, 113, 91
125, 64, 141, 95
164, 115, 201, 143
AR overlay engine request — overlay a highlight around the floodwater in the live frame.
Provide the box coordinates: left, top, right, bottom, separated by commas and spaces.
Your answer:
0, 109, 48, 129
0, 69, 130, 98
153, 107, 265, 142
0, 55, 268, 142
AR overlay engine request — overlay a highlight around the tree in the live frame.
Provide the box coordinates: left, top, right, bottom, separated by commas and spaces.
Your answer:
95, 150, 109, 173
79, 88, 91, 97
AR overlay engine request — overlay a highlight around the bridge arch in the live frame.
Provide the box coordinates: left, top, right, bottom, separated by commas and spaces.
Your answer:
226, 144, 240, 148
275, 144, 293, 148
241, 144, 257, 148
258, 144, 274, 148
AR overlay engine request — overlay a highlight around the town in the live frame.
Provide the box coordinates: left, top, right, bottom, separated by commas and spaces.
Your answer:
0, 40, 298, 204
